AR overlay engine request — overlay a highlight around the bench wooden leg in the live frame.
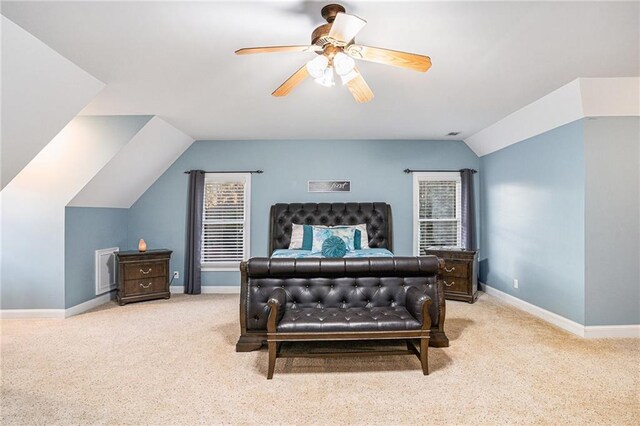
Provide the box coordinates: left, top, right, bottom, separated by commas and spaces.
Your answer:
406, 339, 413, 351
420, 337, 429, 375
267, 339, 277, 379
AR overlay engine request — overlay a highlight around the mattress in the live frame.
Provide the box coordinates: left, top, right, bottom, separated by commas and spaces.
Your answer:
271, 248, 394, 259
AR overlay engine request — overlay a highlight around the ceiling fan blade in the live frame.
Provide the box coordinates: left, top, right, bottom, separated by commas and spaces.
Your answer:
346, 68, 374, 103
345, 45, 432, 72
272, 64, 309, 97
235, 45, 321, 55
328, 13, 367, 44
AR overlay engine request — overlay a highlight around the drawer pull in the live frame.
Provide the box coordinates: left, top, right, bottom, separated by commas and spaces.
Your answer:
140, 268, 152, 275
139, 282, 152, 289
443, 280, 455, 287
444, 266, 455, 273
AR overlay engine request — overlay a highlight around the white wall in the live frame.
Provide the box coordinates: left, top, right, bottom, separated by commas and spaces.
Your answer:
69, 117, 194, 208
0, 116, 150, 309
580, 78, 640, 117
0, 16, 104, 189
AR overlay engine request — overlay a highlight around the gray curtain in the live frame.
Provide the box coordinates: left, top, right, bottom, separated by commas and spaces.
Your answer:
185, 170, 205, 294
460, 169, 477, 250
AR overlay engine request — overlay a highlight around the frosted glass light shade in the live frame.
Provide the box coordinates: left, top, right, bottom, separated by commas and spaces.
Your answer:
306, 55, 329, 79
333, 52, 355, 76
314, 67, 335, 87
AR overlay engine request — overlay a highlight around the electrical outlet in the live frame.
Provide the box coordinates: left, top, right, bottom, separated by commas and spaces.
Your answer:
173, 271, 179, 279
513, 278, 519, 289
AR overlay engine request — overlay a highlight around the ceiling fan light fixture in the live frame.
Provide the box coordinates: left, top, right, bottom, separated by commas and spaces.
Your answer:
314, 67, 335, 87
306, 55, 329, 79
333, 52, 355, 76
236, 3, 430, 103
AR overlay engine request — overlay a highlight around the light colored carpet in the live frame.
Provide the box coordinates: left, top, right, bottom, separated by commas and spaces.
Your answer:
1, 293, 638, 425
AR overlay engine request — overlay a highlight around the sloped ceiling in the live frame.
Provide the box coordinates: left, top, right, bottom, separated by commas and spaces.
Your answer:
1, 115, 151, 309
465, 77, 640, 156
69, 117, 194, 208
0, 16, 105, 189
2, 1, 638, 143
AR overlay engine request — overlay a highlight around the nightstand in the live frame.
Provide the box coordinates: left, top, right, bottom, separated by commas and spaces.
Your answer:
423, 247, 478, 303
116, 249, 172, 305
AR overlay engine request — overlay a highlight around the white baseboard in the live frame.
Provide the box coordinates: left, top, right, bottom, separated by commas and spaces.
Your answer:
482, 284, 585, 337
482, 283, 640, 338
170, 285, 240, 294
584, 325, 640, 338
1, 291, 114, 319
0, 309, 65, 319
65, 292, 114, 318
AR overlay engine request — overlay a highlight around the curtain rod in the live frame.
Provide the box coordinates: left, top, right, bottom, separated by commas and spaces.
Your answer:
184, 170, 263, 174
404, 168, 477, 174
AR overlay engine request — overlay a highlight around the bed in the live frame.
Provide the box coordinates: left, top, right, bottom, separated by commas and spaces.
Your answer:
236, 202, 449, 351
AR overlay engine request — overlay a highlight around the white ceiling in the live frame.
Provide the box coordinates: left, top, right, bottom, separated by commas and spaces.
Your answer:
0, 15, 104, 189
2, 1, 638, 141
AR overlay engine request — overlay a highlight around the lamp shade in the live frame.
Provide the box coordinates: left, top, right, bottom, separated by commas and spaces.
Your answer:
306, 55, 329, 79
333, 52, 355, 76
314, 67, 335, 87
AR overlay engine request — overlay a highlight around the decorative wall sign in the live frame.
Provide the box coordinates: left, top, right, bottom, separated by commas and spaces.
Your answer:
308, 180, 351, 193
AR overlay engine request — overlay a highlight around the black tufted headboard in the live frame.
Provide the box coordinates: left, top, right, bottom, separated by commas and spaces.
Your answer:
268, 202, 393, 254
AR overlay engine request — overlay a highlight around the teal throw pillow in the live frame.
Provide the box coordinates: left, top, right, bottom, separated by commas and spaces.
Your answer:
302, 225, 313, 250
354, 229, 362, 250
321, 236, 347, 258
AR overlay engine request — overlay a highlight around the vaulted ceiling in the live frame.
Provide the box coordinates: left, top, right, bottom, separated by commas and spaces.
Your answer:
2, 1, 638, 142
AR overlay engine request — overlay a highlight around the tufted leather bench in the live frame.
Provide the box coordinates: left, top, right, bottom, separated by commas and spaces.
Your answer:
237, 257, 450, 352
240, 256, 445, 378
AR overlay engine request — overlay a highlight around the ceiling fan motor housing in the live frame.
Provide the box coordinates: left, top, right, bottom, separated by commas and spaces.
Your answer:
321, 4, 346, 23
312, 4, 351, 53
311, 23, 333, 47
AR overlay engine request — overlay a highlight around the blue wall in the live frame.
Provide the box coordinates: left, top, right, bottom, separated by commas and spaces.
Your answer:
128, 139, 480, 287
65, 207, 130, 308
584, 117, 640, 326
480, 120, 586, 324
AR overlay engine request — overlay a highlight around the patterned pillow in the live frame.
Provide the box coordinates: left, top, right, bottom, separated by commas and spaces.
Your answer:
311, 226, 356, 252
315, 224, 369, 249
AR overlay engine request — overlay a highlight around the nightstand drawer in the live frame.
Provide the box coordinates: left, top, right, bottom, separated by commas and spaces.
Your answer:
440, 260, 468, 278
124, 276, 167, 296
123, 262, 166, 280
441, 278, 468, 294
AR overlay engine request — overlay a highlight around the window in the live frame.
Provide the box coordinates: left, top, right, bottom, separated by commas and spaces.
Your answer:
201, 173, 250, 270
413, 172, 461, 255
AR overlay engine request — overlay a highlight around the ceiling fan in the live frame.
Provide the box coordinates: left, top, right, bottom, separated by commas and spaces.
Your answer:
235, 3, 432, 103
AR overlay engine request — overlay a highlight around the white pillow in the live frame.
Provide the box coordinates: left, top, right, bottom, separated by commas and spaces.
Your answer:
288, 223, 304, 249
355, 224, 370, 249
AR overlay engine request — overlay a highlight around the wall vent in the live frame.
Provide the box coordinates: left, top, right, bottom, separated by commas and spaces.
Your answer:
95, 247, 119, 296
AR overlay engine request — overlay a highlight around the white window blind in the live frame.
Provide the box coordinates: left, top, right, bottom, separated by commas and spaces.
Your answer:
201, 173, 250, 269
413, 172, 462, 254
